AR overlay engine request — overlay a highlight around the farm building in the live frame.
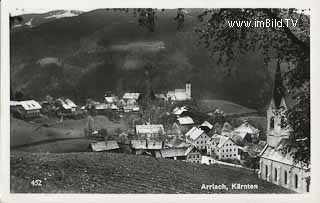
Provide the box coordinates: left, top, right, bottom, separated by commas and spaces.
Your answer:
90, 140, 120, 152
177, 116, 194, 125
185, 127, 210, 151
156, 145, 201, 163
55, 98, 77, 116
135, 124, 165, 139
258, 62, 310, 193
104, 96, 118, 104
172, 106, 188, 116
10, 100, 42, 118
131, 139, 163, 155
232, 121, 260, 143
123, 105, 140, 113
166, 82, 191, 101
122, 93, 140, 103
206, 134, 240, 160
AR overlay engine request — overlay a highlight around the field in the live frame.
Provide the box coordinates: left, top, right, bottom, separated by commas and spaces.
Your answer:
11, 115, 130, 151
11, 152, 293, 193
198, 99, 258, 116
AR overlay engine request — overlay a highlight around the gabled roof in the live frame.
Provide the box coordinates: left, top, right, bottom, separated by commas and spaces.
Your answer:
12, 100, 42, 110
208, 134, 234, 148
233, 122, 260, 139
57, 98, 77, 109
186, 127, 205, 140
173, 106, 188, 115
136, 124, 165, 135
200, 121, 213, 130
177, 116, 194, 125
123, 93, 140, 100
105, 96, 117, 103
90, 140, 120, 152
157, 145, 196, 158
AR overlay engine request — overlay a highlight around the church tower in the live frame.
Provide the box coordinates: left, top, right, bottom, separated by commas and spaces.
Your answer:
266, 61, 290, 147
186, 81, 191, 100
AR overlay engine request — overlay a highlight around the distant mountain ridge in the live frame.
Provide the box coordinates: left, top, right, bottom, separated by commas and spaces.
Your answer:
10, 9, 275, 110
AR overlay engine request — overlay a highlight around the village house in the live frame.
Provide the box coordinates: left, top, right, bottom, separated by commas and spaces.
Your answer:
90, 140, 120, 152
104, 95, 118, 104
185, 127, 210, 152
232, 121, 260, 143
10, 100, 42, 119
177, 116, 194, 125
131, 139, 163, 155
166, 82, 191, 101
258, 63, 310, 193
135, 123, 165, 139
155, 145, 201, 163
206, 134, 240, 160
122, 93, 140, 104
199, 121, 214, 133
55, 98, 77, 116
172, 106, 188, 116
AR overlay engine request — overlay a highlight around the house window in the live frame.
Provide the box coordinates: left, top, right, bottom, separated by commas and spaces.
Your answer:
226, 144, 228, 146
234, 148, 236, 151
222, 150, 224, 152
274, 168, 278, 181
284, 171, 288, 185
295, 174, 299, 189
222, 155, 224, 158
197, 141, 199, 144
234, 154, 236, 157
265, 165, 268, 178
270, 117, 275, 129
226, 149, 228, 152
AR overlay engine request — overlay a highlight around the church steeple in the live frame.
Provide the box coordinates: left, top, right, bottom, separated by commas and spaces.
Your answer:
272, 60, 285, 108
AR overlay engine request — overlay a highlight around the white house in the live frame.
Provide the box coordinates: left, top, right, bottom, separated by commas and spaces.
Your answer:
10, 100, 42, 118
185, 127, 210, 151
232, 121, 260, 142
166, 82, 191, 101
206, 134, 240, 160
258, 62, 310, 193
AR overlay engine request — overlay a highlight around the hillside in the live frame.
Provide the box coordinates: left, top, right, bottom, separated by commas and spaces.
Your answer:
10, 9, 275, 109
11, 152, 293, 193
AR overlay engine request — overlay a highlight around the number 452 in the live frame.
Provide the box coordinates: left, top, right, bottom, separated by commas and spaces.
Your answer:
31, 180, 42, 186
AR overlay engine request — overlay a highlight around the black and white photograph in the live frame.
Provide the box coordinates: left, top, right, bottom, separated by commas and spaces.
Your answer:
6, 0, 312, 195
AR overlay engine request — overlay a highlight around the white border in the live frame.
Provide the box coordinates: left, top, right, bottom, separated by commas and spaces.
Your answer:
1, 0, 320, 203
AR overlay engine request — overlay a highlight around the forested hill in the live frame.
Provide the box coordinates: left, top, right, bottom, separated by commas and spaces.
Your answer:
11, 9, 276, 109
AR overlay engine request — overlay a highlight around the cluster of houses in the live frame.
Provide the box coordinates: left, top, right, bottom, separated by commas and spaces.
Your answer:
10, 98, 80, 119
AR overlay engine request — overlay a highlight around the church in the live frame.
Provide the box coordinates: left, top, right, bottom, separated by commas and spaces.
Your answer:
258, 62, 310, 193
166, 81, 192, 101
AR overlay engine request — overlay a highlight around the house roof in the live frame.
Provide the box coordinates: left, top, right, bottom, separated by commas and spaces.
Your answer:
186, 127, 205, 140
105, 96, 117, 103
90, 140, 119, 152
95, 103, 109, 110
208, 134, 233, 148
13, 100, 42, 110
200, 121, 213, 130
177, 116, 194, 125
157, 146, 195, 158
234, 122, 259, 134
123, 93, 140, 100
136, 124, 165, 135
173, 106, 188, 115
57, 98, 77, 110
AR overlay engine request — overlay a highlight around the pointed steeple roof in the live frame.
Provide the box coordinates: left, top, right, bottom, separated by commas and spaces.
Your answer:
272, 60, 286, 108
